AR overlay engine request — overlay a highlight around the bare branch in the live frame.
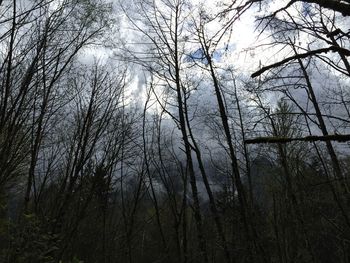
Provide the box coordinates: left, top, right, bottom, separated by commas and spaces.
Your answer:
245, 134, 350, 144
251, 46, 350, 78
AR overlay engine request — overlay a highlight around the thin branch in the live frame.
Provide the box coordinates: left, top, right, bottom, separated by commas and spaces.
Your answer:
245, 134, 350, 144
251, 46, 350, 78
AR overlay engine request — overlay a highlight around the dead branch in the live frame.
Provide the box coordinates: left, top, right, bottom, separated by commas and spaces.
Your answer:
245, 134, 350, 144
251, 46, 350, 78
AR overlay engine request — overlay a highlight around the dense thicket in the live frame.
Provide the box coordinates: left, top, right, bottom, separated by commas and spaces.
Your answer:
0, 0, 349, 262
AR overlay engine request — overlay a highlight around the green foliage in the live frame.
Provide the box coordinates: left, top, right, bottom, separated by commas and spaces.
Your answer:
2, 213, 60, 263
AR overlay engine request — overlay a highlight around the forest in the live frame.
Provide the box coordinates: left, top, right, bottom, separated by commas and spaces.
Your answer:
0, 0, 349, 262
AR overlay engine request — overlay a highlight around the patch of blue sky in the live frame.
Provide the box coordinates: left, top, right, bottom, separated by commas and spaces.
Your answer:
185, 44, 236, 65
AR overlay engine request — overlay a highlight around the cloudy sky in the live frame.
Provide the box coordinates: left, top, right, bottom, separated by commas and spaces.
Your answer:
75, 0, 350, 145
